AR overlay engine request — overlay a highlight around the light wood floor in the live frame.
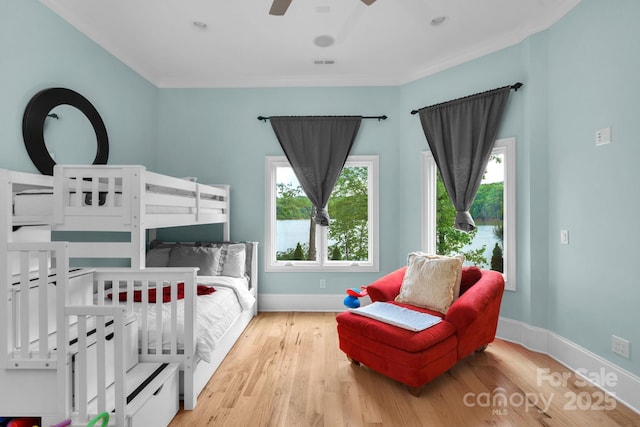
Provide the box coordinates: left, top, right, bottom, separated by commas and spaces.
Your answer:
169, 312, 640, 427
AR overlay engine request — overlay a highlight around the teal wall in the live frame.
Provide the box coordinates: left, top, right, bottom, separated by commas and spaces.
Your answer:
154, 86, 403, 292
545, 0, 640, 375
2, 0, 639, 376
0, 0, 158, 173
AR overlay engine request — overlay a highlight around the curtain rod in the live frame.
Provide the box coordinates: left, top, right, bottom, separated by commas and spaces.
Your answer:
257, 115, 388, 122
410, 82, 523, 115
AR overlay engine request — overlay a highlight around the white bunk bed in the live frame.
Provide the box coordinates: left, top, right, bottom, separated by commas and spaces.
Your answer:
50, 164, 231, 268
2, 166, 258, 424
93, 240, 258, 411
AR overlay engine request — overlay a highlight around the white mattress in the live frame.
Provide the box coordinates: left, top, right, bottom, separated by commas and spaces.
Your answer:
13, 190, 54, 217
122, 275, 255, 363
14, 190, 125, 216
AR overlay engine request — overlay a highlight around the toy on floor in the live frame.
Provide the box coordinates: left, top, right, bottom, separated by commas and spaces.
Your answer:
4, 418, 41, 427
343, 286, 368, 308
86, 413, 109, 427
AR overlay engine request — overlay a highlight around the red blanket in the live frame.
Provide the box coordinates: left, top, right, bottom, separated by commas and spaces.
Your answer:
108, 282, 215, 303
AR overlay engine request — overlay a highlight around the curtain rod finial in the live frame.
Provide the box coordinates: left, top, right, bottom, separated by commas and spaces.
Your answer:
511, 82, 523, 91
257, 116, 269, 122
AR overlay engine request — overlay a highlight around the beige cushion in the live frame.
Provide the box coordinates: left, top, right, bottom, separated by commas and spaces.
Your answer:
395, 252, 465, 314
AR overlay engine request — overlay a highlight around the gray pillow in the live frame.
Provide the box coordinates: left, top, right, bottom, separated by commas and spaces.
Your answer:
221, 243, 246, 278
145, 247, 171, 267
167, 246, 222, 276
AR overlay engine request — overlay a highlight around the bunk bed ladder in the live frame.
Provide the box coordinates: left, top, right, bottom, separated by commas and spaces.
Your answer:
65, 305, 127, 427
65, 305, 180, 427
2, 241, 72, 421
4, 242, 69, 370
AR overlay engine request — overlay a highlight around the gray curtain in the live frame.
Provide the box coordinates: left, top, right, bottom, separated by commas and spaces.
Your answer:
418, 86, 511, 232
270, 116, 362, 226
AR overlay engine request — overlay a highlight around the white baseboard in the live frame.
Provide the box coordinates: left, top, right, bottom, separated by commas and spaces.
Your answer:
259, 293, 346, 312
497, 317, 640, 414
257, 294, 639, 415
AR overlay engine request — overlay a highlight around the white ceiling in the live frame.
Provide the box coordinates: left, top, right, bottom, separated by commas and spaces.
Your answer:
41, 0, 580, 89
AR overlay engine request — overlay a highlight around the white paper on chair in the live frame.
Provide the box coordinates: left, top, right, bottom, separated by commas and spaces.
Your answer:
350, 301, 442, 331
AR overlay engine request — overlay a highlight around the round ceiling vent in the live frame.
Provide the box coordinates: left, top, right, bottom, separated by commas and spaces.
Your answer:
430, 16, 447, 26
314, 35, 335, 48
192, 21, 208, 30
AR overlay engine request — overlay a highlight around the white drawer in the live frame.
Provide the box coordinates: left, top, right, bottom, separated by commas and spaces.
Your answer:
129, 363, 179, 427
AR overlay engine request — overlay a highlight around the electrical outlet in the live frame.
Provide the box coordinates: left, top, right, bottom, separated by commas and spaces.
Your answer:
319, 279, 326, 289
612, 335, 630, 359
595, 127, 611, 146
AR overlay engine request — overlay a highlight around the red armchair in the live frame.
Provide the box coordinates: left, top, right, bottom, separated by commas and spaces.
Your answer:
336, 266, 505, 395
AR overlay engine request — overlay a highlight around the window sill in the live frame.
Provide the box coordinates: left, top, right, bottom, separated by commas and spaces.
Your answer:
265, 263, 379, 273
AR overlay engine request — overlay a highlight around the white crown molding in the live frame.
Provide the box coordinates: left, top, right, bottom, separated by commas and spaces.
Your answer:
40, 0, 158, 86
400, 0, 581, 87
40, 0, 580, 89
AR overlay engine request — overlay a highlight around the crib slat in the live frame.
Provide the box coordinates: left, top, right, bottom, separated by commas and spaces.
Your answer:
113, 308, 126, 427
126, 280, 134, 313
111, 280, 119, 306
38, 251, 48, 358
73, 175, 82, 207
97, 278, 105, 306
141, 280, 149, 355
195, 185, 201, 222
170, 281, 178, 355
77, 315, 88, 422
107, 176, 115, 207
91, 177, 99, 210
19, 251, 30, 359
155, 284, 163, 355
96, 317, 107, 412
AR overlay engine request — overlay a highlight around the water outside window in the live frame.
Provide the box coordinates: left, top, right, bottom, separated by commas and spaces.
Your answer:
275, 165, 370, 263
437, 154, 505, 271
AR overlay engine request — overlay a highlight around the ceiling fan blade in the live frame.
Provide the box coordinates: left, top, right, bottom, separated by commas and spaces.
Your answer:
361, 0, 376, 5
269, 0, 293, 15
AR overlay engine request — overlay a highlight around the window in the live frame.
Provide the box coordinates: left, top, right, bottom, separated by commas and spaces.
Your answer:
265, 155, 379, 272
422, 137, 516, 290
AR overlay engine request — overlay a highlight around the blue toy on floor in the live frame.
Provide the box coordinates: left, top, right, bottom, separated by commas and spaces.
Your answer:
343, 286, 368, 308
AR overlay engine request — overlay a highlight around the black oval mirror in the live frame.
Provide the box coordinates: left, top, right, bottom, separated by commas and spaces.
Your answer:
22, 88, 109, 175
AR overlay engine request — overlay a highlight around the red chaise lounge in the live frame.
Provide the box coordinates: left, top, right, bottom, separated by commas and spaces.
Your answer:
336, 265, 505, 395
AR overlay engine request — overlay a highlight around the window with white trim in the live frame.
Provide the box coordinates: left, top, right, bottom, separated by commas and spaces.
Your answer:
265, 155, 379, 272
422, 137, 516, 290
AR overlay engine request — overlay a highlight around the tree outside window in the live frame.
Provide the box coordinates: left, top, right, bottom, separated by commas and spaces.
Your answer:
265, 155, 379, 273
424, 138, 515, 289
